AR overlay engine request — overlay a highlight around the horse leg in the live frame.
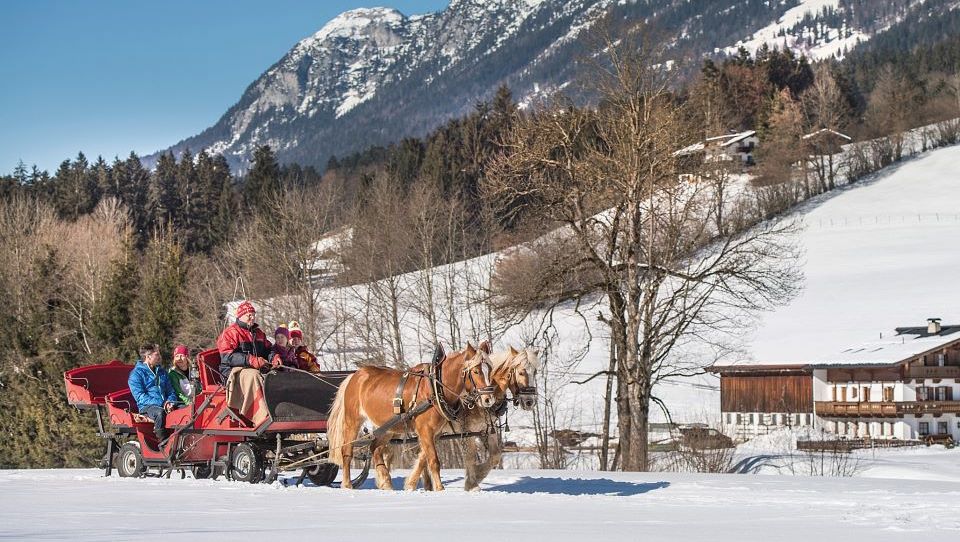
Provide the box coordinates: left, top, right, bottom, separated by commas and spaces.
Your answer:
371, 438, 394, 490
463, 436, 481, 491
338, 415, 361, 489
471, 433, 502, 489
405, 452, 426, 491
421, 435, 444, 491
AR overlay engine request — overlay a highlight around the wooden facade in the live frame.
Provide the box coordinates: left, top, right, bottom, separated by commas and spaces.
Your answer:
816, 400, 960, 417
825, 367, 902, 382
720, 370, 813, 413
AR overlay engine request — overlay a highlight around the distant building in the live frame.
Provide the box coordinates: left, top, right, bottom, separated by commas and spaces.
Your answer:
802, 128, 852, 155
675, 130, 758, 166
710, 319, 960, 443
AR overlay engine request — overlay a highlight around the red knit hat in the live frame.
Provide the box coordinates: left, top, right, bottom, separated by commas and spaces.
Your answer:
236, 300, 256, 320
288, 320, 303, 340
173, 344, 189, 358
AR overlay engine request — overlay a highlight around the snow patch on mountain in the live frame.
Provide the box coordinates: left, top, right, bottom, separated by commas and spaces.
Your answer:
724, 0, 861, 60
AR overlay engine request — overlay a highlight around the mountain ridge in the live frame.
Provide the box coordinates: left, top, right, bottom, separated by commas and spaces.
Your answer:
150, 0, 944, 172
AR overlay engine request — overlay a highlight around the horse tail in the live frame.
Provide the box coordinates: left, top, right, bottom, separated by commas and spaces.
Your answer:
326, 373, 355, 466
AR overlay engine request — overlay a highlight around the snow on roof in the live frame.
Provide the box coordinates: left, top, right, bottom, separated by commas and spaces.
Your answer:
674, 130, 755, 156
711, 130, 756, 147
802, 128, 852, 141
714, 143, 960, 368
809, 326, 960, 367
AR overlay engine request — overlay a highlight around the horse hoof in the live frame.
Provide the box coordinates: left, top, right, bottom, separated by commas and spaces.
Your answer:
466, 485, 482, 492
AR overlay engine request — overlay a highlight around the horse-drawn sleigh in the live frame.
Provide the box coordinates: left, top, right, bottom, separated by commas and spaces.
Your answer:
64, 341, 539, 490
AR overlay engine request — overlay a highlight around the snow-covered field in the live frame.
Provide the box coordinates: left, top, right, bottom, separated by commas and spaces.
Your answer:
3, 448, 959, 541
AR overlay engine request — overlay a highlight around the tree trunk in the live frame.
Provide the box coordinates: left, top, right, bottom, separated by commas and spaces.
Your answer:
600, 340, 617, 470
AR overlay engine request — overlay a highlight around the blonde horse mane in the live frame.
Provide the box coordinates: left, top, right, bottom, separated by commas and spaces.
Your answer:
490, 345, 541, 372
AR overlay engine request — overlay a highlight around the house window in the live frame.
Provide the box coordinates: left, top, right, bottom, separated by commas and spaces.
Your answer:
850, 387, 857, 399
937, 422, 948, 435
937, 353, 945, 367
883, 387, 894, 402
917, 386, 928, 401
935, 387, 947, 401
883, 422, 892, 436
735, 413, 742, 424
919, 422, 930, 436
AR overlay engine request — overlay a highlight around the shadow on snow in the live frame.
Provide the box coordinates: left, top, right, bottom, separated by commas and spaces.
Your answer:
484, 477, 670, 496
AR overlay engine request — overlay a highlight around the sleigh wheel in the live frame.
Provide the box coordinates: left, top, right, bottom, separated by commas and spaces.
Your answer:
191, 464, 214, 479
229, 443, 264, 483
115, 442, 145, 478
306, 463, 339, 486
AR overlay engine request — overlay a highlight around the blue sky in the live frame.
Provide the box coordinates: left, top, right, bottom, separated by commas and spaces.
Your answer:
0, 0, 449, 174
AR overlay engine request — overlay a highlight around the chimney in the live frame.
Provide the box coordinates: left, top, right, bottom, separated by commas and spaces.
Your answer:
927, 318, 942, 334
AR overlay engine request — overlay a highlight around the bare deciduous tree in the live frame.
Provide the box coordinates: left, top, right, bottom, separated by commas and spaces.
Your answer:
485, 34, 801, 471
801, 65, 851, 191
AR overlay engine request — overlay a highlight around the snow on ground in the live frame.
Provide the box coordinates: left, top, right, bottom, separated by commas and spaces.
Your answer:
2, 462, 958, 541
737, 144, 960, 365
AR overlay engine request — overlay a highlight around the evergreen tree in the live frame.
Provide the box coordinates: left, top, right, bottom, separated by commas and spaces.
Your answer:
90, 238, 140, 360
92, 156, 112, 200
210, 154, 238, 248
134, 230, 186, 354
148, 152, 181, 230
53, 152, 98, 220
242, 145, 280, 206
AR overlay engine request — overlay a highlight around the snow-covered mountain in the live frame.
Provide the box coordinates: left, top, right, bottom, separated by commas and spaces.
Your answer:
153, 0, 944, 171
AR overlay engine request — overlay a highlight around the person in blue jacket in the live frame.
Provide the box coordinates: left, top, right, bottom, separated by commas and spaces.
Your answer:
127, 343, 178, 442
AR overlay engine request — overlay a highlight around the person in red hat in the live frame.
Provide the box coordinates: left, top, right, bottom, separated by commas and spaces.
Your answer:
288, 321, 321, 373
215, 301, 278, 425
216, 301, 277, 381
168, 344, 194, 405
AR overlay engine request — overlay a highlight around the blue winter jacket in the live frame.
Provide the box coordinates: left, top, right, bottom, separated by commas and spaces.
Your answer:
128, 360, 178, 410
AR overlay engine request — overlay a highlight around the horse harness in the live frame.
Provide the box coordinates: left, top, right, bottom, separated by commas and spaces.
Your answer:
391, 344, 493, 424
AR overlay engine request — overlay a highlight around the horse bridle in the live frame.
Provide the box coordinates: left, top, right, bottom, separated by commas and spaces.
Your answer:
460, 355, 496, 410
509, 355, 538, 407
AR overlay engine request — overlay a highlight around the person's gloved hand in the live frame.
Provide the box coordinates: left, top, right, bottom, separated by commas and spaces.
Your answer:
248, 356, 268, 370
271, 354, 283, 368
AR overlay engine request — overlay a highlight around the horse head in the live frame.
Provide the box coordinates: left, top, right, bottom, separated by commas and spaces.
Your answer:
507, 345, 539, 411
462, 341, 497, 409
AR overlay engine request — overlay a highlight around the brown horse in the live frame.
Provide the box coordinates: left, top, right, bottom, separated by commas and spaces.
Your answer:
326, 342, 496, 490
418, 345, 540, 491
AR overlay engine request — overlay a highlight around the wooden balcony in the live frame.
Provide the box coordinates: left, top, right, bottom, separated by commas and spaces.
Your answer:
815, 401, 960, 417
905, 365, 960, 379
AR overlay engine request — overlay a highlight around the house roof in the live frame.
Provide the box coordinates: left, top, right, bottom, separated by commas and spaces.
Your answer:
674, 130, 756, 156
801, 128, 852, 142
807, 326, 960, 367
713, 130, 756, 147
713, 325, 960, 371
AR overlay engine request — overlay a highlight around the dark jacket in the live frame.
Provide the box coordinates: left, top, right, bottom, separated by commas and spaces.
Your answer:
216, 320, 272, 380
271, 343, 297, 368
128, 360, 177, 410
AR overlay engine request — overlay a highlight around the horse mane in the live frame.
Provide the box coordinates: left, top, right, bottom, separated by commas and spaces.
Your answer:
490, 346, 540, 371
